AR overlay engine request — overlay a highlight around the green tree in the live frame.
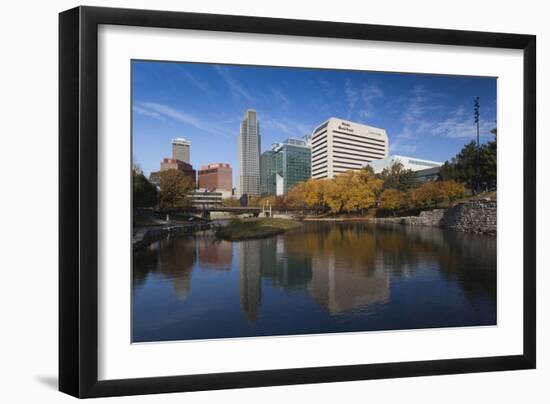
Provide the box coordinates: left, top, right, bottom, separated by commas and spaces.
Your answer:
133, 168, 158, 208
377, 161, 420, 192
479, 132, 497, 191
156, 169, 195, 209
439, 140, 478, 191
439, 129, 497, 193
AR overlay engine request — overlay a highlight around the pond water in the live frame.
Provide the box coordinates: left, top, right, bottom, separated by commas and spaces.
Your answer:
132, 221, 496, 342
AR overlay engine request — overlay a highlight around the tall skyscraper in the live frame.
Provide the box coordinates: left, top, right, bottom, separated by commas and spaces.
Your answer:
260, 138, 311, 196
237, 109, 261, 198
172, 137, 191, 163
310, 118, 388, 179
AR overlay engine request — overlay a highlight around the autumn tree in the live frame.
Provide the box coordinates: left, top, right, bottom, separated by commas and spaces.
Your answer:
257, 195, 277, 209
409, 180, 467, 209
301, 179, 328, 211
439, 180, 467, 202
323, 170, 382, 214
247, 196, 263, 207
379, 188, 403, 216
155, 169, 195, 209
285, 181, 307, 209
409, 181, 446, 208
222, 197, 240, 207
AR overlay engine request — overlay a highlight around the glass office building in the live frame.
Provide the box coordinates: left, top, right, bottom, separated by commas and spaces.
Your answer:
260, 138, 311, 196
260, 150, 277, 196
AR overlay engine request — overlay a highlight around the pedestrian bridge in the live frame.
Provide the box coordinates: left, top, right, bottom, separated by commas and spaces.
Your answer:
188, 206, 261, 216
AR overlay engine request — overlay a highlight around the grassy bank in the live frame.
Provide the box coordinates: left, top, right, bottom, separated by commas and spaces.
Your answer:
216, 218, 302, 241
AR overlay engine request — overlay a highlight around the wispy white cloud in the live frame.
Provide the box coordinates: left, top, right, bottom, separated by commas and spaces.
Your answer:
393, 86, 494, 151
428, 107, 494, 139
271, 89, 290, 108
135, 102, 232, 138
141, 102, 202, 127
177, 67, 212, 95
345, 81, 360, 115
359, 83, 384, 120
133, 105, 166, 121
262, 116, 313, 138
214, 66, 254, 101
390, 140, 417, 154
345, 81, 384, 120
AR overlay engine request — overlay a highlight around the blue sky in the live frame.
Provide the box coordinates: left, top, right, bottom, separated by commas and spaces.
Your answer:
132, 60, 497, 181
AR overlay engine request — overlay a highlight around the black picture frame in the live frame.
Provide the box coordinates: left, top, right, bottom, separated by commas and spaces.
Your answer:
59, 5, 536, 398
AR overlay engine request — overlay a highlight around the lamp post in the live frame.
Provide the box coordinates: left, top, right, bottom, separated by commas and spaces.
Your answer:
474, 96, 480, 194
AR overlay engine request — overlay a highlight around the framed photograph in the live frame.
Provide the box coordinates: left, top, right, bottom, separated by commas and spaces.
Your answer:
59, 6, 536, 398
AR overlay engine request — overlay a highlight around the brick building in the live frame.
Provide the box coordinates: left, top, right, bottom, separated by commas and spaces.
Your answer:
198, 163, 232, 196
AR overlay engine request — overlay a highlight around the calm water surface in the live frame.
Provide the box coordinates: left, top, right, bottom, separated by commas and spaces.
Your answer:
132, 222, 496, 342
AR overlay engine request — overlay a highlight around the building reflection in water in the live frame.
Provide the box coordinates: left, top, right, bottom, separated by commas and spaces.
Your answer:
287, 225, 390, 314
237, 237, 314, 322
308, 254, 390, 314
133, 234, 197, 300
238, 240, 262, 322
197, 235, 232, 271
235, 222, 496, 320
134, 222, 496, 331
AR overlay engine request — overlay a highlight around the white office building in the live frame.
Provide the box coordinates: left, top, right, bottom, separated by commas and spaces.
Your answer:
310, 118, 389, 179
366, 155, 443, 174
172, 137, 191, 163
188, 189, 223, 208
237, 109, 261, 197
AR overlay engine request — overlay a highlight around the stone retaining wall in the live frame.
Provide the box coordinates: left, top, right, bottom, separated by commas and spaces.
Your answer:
372, 199, 496, 236
441, 199, 496, 236
133, 222, 212, 250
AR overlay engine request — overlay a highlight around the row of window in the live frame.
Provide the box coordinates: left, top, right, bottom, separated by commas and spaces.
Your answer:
312, 158, 327, 168
332, 146, 385, 160
312, 165, 327, 175
312, 152, 327, 164
312, 140, 327, 154
312, 170, 328, 178
313, 122, 328, 135
332, 129, 386, 144
332, 151, 374, 163
333, 160, 363, 167
332, 135, 386, 154
312, 130, 328, 145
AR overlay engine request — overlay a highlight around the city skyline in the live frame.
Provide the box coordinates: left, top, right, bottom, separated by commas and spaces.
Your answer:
132, 60, 497, 184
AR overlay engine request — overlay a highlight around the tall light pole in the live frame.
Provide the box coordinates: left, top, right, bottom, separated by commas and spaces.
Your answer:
474, 96, 480, 194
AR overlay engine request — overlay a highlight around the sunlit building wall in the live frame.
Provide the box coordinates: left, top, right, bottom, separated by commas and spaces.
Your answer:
310, 118, 388, 179
366, 155, 443, 173
172, 137, 191, 164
